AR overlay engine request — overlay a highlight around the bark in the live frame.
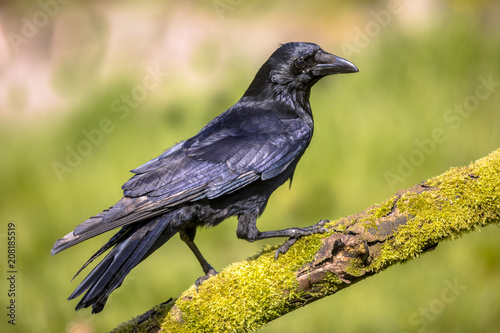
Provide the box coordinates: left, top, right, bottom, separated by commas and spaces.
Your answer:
111, 149, 500, 333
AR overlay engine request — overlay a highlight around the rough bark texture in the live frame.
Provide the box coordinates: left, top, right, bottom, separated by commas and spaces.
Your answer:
111, 149, 500, 333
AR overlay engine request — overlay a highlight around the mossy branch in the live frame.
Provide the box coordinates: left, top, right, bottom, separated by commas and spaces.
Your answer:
111, 149, 500, 333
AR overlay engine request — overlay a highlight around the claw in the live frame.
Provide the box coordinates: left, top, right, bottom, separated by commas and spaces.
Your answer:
318, 219, 330, 226
274, 238, 297, 259
195, 267, 218, 292
274, 221, 330, 259
301, 220, 329, 232
318, 227, 328, 233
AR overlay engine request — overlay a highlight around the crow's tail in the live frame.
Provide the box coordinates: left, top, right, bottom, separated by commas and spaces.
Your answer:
68, 214, 177, 313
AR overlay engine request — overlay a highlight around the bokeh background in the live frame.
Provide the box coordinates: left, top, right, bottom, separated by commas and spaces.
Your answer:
1, 0, 499, 332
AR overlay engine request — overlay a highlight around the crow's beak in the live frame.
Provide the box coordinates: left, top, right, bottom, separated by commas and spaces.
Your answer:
311, 50, 359, 76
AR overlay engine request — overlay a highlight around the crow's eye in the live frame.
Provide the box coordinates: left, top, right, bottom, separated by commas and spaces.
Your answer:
293, 58, 306, 69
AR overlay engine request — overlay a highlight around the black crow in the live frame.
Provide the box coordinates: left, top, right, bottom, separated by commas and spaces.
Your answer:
51, 42, 358, 313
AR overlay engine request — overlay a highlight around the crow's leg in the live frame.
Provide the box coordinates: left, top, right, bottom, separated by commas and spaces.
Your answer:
179, 227, 217, 290
237, 215, 329, 259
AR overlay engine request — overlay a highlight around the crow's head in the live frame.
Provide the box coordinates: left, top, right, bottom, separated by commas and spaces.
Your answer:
268, 42, 358, 88
244, 42, 358, 102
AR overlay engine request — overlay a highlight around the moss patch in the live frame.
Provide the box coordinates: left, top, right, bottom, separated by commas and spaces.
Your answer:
370, 196, 397, 219
313, 271, 342, 297
372, 149, 500, 271
360, 196, 398, 231
160, 233, 326, 333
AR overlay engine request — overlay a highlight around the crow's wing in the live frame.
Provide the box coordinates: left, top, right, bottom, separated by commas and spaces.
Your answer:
52, 107, 311, 254
123, 107, 311, 200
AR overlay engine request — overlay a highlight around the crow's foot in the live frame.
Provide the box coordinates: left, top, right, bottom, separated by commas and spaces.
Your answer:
274, 220, 329, 259
195, 267, 218, 291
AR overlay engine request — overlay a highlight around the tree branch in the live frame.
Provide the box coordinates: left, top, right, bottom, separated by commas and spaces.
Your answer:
111, 149, 500, 333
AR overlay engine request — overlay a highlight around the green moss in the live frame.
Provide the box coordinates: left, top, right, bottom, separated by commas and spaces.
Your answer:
160, 233, 327, 333
325, 219, 347, 234
370, 197, 397, 219
313, 271, 342, 297
344, 258, 365, 278
372, 149, 500, 271
358, 196, 397, 231
335, 223, 347, 233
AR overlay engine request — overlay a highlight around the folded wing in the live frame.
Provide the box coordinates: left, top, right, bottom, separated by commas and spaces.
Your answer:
51, 107, 311, 254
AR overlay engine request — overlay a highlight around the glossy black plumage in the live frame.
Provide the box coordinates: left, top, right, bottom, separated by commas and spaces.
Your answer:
51, 42, 358, 313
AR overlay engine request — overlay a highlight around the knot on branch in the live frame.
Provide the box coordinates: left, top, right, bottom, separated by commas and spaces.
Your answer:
296, 232, 371, 294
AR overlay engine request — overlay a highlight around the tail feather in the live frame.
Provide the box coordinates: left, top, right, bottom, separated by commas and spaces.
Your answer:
69, 214, 177, 313
71, 226, 131, 281
51, 196, 165, 256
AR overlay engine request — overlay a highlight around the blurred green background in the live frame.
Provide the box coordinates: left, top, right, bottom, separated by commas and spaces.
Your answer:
1, 0, 500, 332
